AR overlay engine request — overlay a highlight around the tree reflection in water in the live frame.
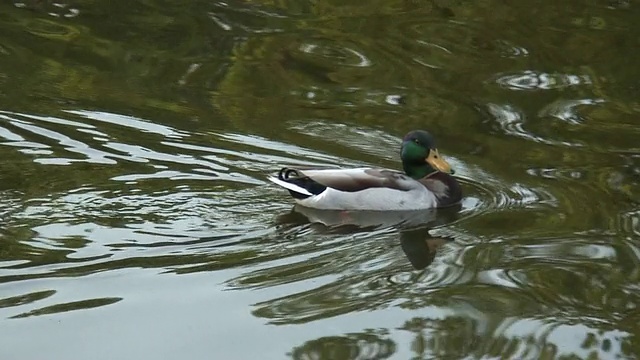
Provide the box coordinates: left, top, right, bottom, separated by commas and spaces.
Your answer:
288, 330, 395, 360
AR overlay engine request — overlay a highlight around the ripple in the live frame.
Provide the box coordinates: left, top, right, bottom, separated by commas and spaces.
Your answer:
493, 39, 529, 58
294, 39, 372, 68
289, 330, 396, 360
497, 318, 628, 360
65, 110, 188, 139
0, 113, 116, 165
11, 297, 121, 319
411, 40, 454, 69
389, 19, 530, 73
0, 290, 56, 309
456, 172, 558, 218
493, 70, 593, 91
232, 226, 469, 324
526, 167, 586, 180
290, 86, 409, 109
0, 192, 21, 224
373, 19, 475, 73
278, 37, 374, 90
485, 102, 583, 146
0, 110, 315, 186
14, 1, 80, 18
509, 237, 621, 265
469, 233, 640, 320
620, 209, 640, 237
408, 20, 478, 56
538, 98, 606, 125
395, 308, 629, 358
536, 102, 640, 153
0, 184, 290, 285
288, 121, 404, 162
208, 1, 288, 34
23, 18, 79, 41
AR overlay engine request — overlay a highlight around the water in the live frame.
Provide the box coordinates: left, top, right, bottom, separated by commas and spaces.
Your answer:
1, 1, 640, 359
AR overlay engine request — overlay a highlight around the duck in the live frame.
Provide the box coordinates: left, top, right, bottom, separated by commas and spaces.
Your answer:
267, 130, 462, 211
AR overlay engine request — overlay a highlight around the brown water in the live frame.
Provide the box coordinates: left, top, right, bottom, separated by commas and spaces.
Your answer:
1, 1, 640, 359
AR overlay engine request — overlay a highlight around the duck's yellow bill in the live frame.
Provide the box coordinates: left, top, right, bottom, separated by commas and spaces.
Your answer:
425, 149, 453, 174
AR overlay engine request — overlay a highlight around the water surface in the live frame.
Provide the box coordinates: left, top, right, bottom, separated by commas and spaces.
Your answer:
1, 1, 640, 359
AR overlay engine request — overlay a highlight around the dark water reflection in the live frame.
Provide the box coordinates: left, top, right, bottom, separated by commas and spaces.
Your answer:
1, 0, 640, 359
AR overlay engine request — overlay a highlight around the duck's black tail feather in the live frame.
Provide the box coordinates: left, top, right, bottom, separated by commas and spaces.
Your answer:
276, 168, 326, 199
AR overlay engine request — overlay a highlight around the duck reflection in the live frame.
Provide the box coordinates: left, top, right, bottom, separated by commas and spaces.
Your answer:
399, 227, 452, 270
276, 204, 461, 270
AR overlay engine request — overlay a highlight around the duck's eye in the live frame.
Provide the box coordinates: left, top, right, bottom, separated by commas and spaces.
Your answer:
413, 139, 420, 144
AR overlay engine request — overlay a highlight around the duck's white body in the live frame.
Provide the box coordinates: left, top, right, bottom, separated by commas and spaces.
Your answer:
295, 186, 438, 210
268, 168, 439, 211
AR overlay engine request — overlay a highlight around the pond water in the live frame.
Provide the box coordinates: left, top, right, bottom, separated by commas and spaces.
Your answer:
1, 1, 640, 359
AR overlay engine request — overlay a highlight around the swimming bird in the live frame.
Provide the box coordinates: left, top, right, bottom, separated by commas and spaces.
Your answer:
268, 130, 462, 210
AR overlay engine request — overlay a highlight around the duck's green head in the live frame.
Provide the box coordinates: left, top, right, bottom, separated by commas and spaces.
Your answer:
401, 130, 454, 179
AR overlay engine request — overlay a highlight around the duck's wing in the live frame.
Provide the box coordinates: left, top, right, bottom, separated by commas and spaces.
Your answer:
268, 167, 421, 199
296, 168, 419, 192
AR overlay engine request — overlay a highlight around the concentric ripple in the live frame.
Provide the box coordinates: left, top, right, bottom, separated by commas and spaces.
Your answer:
493, 70, 593, 91
294, 39, 373, 68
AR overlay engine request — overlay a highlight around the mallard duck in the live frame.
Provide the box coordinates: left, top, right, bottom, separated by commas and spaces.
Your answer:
268, 130, 462, 210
